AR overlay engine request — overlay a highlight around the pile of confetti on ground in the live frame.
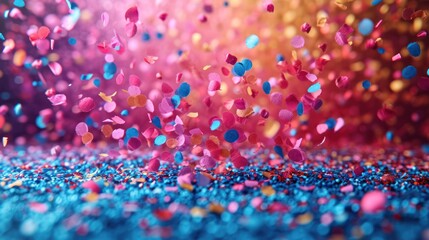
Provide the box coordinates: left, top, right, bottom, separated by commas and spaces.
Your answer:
1, 146, 429, 239
1, 0, 429, 239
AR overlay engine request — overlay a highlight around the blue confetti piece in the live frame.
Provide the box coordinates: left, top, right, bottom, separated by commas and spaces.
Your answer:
176, 82, 191, 98
0, 33, 5, 41
14, 103, 22, 116
233, 62, 245, 77
80, 73, 93, 81
13, 0, 25, 7
386, 131, 393, 141
120, 110, 129, 116
371, 0, 382, 5
402, 65, 417, 80
307, 82, 321, 93
245, 34, 259, 49
175, 152, 183, 163
171, 95, 181, 108
154, 135, 167, 146
35, 115, 46, 129
156, 32, 164, 39
362, 80, 371, 89
262, 81, 271, 94
377, 48, 385, 54
274, 145, 284, 158
407, 42, 421, 57
297, 102, 304, 116
276, 54, 284, 62
68, 37, 77, 45
241, 58, 253, 71
152, 116, 162, 129
325, 118, 336, 129
224, 129, 239, 143
142, 32, 151, 42
104, 62, 117, 74
210, 120, 221, 131
358, 18, 374, 36
126, 128, 139, 138
93, 78, 101, 87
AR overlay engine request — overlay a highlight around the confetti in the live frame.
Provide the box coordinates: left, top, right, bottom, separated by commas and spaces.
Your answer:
245, 34, 259, 49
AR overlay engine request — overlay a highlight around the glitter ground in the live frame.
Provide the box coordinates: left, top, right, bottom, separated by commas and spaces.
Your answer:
1, 146, 428, 239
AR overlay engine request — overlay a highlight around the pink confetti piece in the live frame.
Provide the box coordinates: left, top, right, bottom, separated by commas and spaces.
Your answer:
48, 94, 67, 106
158, 12, 168, 21
125, 6, 139, 23
129, 74, 141, 86
306, 73, 317, 82
82, 180, 101, 193
200, 155, 216, 169
78, 97, 95, 112
222, 111, 235, 128
128, 137, 142, 151
334, 118, 345, 132
278, 109, 293, 122
391, 53, 402, 62
270, 92, 283, 105
116, 71, 124, 85
316, 123, 328, 134
301, 22, 311, 33
288, 148, 305, 164
101, 12, 109, 27
340, 184, 354, 193
128, 86, 141, 96
48, 62, 62, 76
291, 35, 305, 48
417, 30, 427, 38
112, 128, 125, 139
299, 185, 315, 191
335, 24, 354, 46
335, 76, 349, 88
244, 180, 259, 187
111, 116, 125, 125
361, 190, 386, 214
75, 122, 88, 136
103, 101, 116, 113
29, 202, 48, 213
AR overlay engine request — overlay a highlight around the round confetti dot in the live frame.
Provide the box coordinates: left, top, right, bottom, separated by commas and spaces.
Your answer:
233, 62, 245, 76
127, 137, 142, 151
176, 82, 191, 97
241, 58, 253, 71
291, 35, 305, 48
81, 132, 94, 145
262, 81, 271, 94
288, 148, 305, 164
307, 82, 321, 93
154, 135, 167, 146
361, 191, 386, 214
78, 97, 95, 112
75, 122, 88, 136
362, 80, 371, 89
245, 34, 259, 49
358, 18, 374, 36
407, 42, 421, 57
402, 65, 417, 80
224, 129, 239, 143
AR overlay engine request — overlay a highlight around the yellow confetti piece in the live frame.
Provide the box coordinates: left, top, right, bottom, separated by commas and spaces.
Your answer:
208, 203, 224, 214
13, 49, 26, 67
296, 213, 313, 225
261, 186, 276, 196
264, 119, 280, 138
85, 192, 99, 202
190, 207, 207, 217
8, 180, 22, 188
2, 137, 8, 147
203, 65, 211, 70
98, 91, 117, 102
180, 183, 194, 191
236, 108, 254, 118
99, 153, 109, 157
187, 112, 199, 118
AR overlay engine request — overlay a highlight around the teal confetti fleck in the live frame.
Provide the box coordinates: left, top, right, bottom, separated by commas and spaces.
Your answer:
358, 18, 374, 36
176, 82, 191, 98
307, 82, 321, 93
210, 120, 221, 131
262, 81, 271, 94
297, 102, 304, 116
154, 135, 167, 146
245, 34, 259, 49
13, 0, 25, 8
80, 74, 93, 81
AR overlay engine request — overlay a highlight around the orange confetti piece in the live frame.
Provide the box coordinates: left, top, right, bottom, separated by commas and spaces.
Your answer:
82, 132, 94, 145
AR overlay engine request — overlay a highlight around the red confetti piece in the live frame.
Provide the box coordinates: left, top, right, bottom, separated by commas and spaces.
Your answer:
78, 97, 96, 112
125, 6, 139, 23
